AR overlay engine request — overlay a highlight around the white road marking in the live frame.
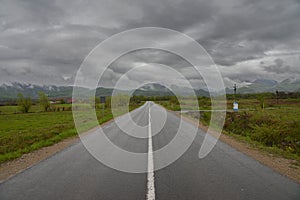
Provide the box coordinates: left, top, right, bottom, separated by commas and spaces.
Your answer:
147, 103, 155, 200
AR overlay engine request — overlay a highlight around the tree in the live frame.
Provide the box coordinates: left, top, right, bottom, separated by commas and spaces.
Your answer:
17, 93, 32, 113
38, 92, 50, 112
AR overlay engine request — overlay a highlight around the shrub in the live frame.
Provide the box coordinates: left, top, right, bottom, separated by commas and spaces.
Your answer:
17, 93, 32, 113
250, 124, 284, 146
200, 111, 211, 126
223, 110, 300, 155
224, 112, 252, 136
38, 92, 50, 112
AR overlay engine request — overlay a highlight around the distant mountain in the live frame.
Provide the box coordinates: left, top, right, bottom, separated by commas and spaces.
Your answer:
132, 83, 210, 97
1, 79, 299, 100
140, 83, 168, 92
227, 78, 300, 94
0, 83, 73, 100
132, 83, 173, 96
0, 82, 211, 101
0, 82, 109, 100
252, 79, 278, 87
276, 78, 300, 92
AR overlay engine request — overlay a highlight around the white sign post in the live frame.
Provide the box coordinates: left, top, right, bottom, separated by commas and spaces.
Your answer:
233, 102, 238, 111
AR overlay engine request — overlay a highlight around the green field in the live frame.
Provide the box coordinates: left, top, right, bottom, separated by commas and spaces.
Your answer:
157, 97, 300, 161
0, 102, 142, 163
223, 106, 300, 159
1, 95, 299, 164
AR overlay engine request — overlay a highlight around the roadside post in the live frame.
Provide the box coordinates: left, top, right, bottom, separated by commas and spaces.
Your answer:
233, 84, 238, 112
233, 101, 238, 111
100, 96, 106, 117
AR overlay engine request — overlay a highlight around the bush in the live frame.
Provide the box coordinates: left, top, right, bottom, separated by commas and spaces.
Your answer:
283, 121, 300, 154
250, 124, 284, 146
38, 92, 50, 112
17, 93, 32, 113
223, 110, 300, 155
200, 111, 211, 126
224, 112, 252, 136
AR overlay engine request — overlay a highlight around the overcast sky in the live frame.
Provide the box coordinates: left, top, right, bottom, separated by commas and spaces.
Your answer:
0, 0, 300, 88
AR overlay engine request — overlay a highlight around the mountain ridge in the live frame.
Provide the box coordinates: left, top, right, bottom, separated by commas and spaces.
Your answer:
226, 78, 300, 94
1, 79, 299, 100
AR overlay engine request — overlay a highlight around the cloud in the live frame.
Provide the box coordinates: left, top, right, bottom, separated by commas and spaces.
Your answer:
0, 0, 300, 88
263, 58, 300, 74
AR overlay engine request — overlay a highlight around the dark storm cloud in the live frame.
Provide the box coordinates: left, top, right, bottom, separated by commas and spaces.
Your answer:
0, 0, 300, 86
128, 0, 217, 30
190, 0, 300, 67
263, 58, 300, 74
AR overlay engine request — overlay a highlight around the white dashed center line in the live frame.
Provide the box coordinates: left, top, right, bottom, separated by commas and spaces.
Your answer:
147, 103, 155, 200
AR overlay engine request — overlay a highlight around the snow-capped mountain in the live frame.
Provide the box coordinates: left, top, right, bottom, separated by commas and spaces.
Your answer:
0, 79, 299, 100
0, 82, 76, 100
226, 78, 300, 94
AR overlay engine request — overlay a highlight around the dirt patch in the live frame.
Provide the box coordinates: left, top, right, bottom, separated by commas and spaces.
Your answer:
179, 112, 300, 184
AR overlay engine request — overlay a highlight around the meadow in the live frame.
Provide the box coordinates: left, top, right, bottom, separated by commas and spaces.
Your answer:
0, 102, 142, 163
1, 94, 299, 164
157, 97, 300, 161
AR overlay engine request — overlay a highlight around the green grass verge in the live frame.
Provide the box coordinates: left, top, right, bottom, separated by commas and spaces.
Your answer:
223, 131, 300, 163
0, 103, 142, 163
158, 98, 300, 162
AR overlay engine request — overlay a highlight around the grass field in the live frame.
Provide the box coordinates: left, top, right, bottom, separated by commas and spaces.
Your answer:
0, 103, 142, 163
157, 97, 300, 161
223, 106, 300, 159
1, 96, 299, 163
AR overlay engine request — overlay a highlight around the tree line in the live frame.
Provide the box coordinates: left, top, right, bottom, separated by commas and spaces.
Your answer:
17, 92, 51, 113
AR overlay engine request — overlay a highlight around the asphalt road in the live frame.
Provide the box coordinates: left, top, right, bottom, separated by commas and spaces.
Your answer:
0, 102, 299, 200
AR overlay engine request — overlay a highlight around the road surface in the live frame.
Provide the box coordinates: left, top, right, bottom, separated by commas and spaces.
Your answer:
0, 102, 299, 200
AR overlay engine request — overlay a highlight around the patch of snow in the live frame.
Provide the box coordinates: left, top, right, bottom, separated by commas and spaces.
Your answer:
28, 84, 34, 89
